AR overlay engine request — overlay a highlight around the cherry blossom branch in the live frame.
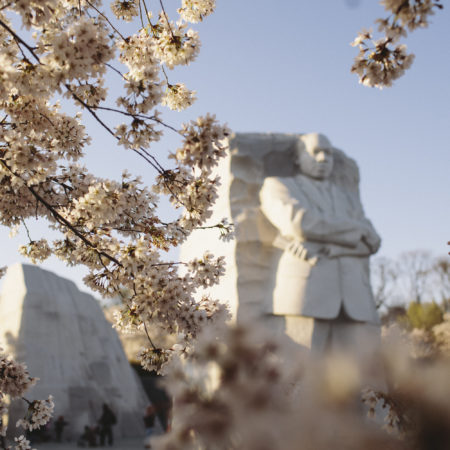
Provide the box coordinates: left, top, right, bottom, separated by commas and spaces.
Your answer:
158, 0, 176, 40
0, 3, 12, 13
140, 0, 154, 29
26, 184, 123, 267
65, 87, 191, 209
161, 66, 170, 84
0, 0, 229, 380
196, 223, 232, 231
143, 321, 157, 350
148, 261, 186, 267
93, 104, 180, 134
0, 19, 40, 63
1, 159, 123, 267
84, 0, 127, 41
105, 62, 127, 80
65, 84, 167, 174
21, 219, 33, 243
351, 0, 443, 88
21, 397, 32, 406
138, 0, 145, 28
13, 36, 29, 61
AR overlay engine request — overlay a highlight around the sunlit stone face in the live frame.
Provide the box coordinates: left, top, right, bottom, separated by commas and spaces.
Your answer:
297, 133, 334, 180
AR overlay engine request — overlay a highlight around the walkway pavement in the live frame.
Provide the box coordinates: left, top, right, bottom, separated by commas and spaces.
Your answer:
19, 437, 146, 450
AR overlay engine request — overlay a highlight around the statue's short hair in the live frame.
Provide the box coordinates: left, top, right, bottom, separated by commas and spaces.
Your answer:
298, 133, 333, 154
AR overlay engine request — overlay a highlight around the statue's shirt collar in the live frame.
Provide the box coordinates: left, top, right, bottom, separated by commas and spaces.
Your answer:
295, 173, 332, 188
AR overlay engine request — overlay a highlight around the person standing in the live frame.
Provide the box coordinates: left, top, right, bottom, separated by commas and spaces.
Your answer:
54, 415, 69, 442
98, 403, 117, 447
143, 404, 156, 449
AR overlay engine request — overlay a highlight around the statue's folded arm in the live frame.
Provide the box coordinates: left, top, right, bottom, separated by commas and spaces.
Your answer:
260, 176, 365, 248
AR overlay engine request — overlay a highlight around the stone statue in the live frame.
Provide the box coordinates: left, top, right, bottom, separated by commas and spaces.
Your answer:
259, 132, 382, 354
0, 263, 149, 440
180, 132, 382, 365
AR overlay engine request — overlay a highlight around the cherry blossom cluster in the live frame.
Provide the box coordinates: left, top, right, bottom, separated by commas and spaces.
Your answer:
351, 33, 415, 88
0, 352, 36, 398
152, 323, 294, 449
13, 436, 34, 450
19, 240, 52, 264
155, 114, 230, 230
150, 14, 201, 70
148, 320, 450, 450
0, 0, 232, 375
151, 322, 421, 450
381, 0, 442, 30
351, 0, 443, 88
16, 396, 55, 432
178, 0, 216, 23
361, 387, 402, 434
162, 83, 196, 111
215, 217, 235, 242
111, 0, 139, 22
0, 350, 53, 449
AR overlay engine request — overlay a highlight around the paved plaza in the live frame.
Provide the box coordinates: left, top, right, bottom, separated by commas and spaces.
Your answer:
32, 437, 146, 449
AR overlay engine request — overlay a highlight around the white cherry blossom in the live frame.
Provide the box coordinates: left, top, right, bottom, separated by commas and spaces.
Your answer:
178, 0, 216, 23
162, 83, 196, 111
351, 0, 442, 88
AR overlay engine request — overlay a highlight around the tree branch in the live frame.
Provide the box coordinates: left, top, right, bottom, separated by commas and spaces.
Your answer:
84, 0, 127, 41
0, 160, 123, 267
0, 19, 41, 63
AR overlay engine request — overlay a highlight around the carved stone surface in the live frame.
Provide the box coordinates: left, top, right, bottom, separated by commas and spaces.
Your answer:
259, 133, 381, 324
0, 263, 148, 439
180, 132, 381, 350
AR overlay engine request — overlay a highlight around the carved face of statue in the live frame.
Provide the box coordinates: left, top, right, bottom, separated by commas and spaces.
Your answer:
297, 133, 334, 180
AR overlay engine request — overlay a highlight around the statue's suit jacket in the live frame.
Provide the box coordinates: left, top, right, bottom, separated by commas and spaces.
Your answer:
259, 174, 380, 324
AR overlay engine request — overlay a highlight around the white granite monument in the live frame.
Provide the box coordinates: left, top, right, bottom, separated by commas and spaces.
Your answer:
181, 132, 382, 355
0, 263, 149, 440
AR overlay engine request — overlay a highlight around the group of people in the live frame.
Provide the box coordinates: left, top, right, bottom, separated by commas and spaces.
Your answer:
77, 403, 117, 448
24, 403, 117, 446
23, 400, 164, 447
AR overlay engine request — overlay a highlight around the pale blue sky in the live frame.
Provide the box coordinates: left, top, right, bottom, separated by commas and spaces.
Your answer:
1, 0, 449, 294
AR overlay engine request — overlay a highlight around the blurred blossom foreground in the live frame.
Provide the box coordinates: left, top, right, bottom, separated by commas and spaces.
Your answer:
150, 318, 450, 450
0, 263, 450, 449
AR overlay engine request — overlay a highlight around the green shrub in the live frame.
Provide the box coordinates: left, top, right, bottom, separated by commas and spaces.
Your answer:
405, 302, 444, 331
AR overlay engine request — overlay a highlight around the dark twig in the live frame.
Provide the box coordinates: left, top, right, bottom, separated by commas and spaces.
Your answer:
0, 3, 12, 13
0, 19, 41, 63
21, 397, 32, 406
21, 219, 33, 242
26, 184, 123, 266
143, 320, 157, 350
66, 84, 167, 174
158, 0, 176, 40
161, 66, 170, 84
84, 0, 127, 41
105, 62, 127, 80
141, 0, 154, 29
92, 104, 180, 133
138, 0, 145, 29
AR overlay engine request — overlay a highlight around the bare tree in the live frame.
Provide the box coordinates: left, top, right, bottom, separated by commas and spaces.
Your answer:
431, 257, 450, 311
396, 250, 434, 304
370, 256, 398, 309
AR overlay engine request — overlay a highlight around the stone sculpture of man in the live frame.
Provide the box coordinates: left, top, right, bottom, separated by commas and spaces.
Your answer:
259, 133, 381, 357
